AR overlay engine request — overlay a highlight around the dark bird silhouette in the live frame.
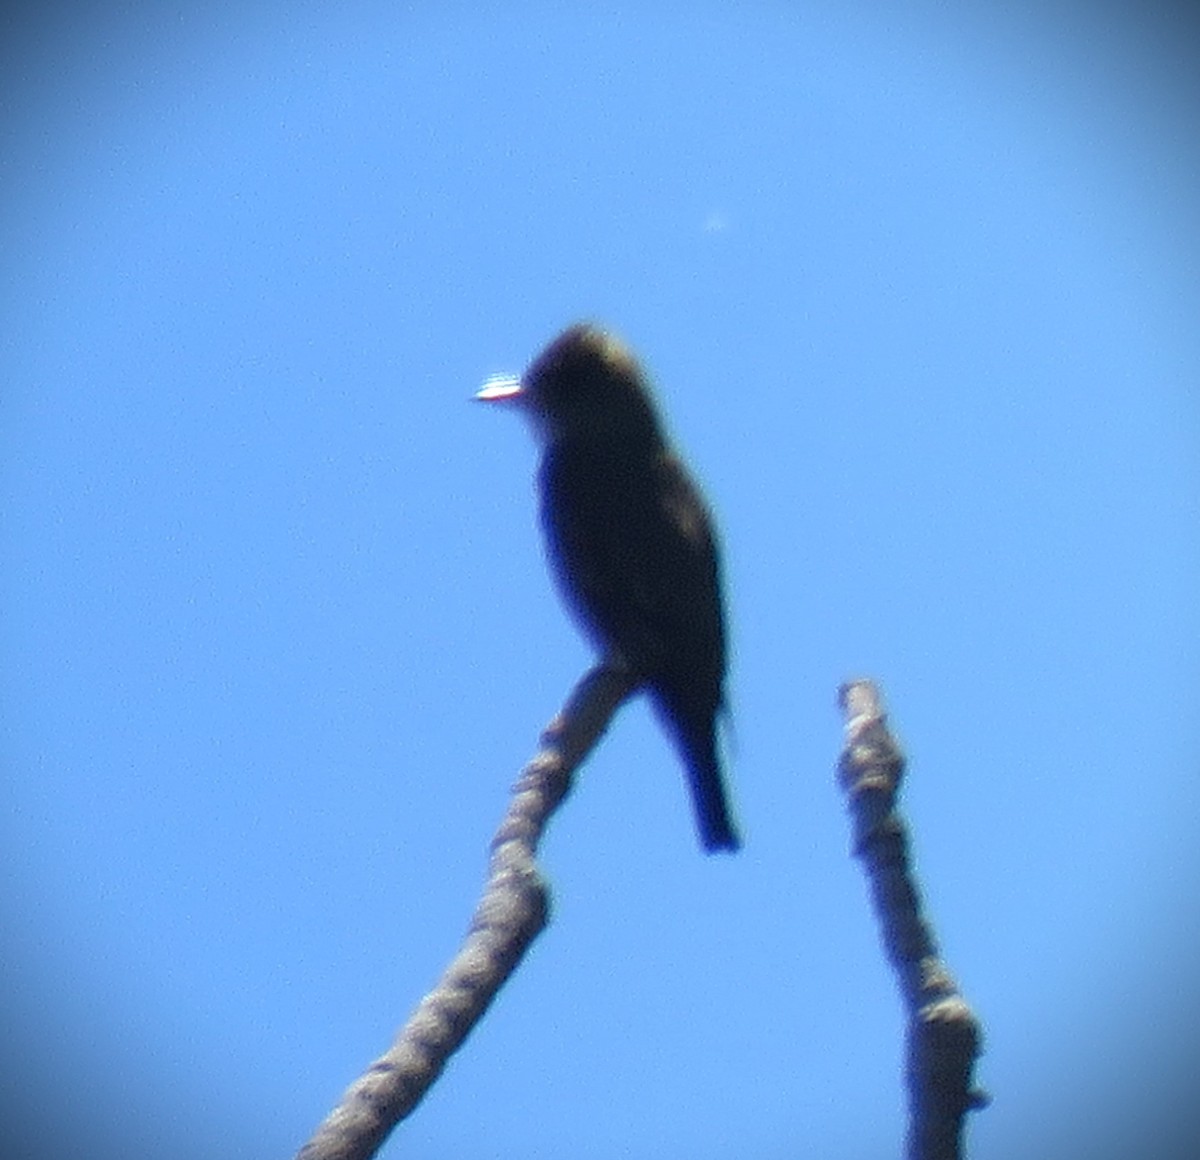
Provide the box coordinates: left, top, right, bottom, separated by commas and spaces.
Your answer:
476, 323, 739, 852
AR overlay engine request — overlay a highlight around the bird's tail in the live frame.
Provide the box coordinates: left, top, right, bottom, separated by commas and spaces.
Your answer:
689, 748, 740, 853
656, 695, 740, 853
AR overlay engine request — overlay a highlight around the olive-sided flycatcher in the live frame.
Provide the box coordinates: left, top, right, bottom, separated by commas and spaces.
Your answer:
476, 324, 739, 852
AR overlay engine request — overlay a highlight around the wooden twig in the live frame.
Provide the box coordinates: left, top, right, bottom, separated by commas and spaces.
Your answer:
836, 679, 989, 1160
296, 665, 638, 1160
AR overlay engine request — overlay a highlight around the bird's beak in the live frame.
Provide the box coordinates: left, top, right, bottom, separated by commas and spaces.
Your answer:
474, 374, 525, 403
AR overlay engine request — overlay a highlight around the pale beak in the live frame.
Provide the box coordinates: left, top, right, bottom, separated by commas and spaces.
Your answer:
474, 374, 525, 402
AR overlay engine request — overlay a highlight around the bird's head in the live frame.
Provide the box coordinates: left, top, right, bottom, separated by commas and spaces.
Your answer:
476, 324, 664, 448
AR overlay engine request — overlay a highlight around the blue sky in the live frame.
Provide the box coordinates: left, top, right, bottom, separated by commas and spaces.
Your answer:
3, 2, 1199, 1157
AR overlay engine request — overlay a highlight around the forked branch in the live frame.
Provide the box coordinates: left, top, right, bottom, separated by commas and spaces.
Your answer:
837, 679, 988, 1160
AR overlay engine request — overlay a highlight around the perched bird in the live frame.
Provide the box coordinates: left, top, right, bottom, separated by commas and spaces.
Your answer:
476, 324, 739, 852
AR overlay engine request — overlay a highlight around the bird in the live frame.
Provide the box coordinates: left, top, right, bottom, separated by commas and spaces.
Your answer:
476, 323, 739, 852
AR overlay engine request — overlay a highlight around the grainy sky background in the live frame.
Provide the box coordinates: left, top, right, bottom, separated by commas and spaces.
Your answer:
3, 2, 1199, 1157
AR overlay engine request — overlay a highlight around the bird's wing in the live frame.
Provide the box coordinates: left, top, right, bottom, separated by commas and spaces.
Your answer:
540, 444, 725, 686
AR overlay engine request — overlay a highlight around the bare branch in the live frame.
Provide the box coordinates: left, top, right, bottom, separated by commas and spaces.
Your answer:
836, 679, 989, 1160
297, 665, 638, 1160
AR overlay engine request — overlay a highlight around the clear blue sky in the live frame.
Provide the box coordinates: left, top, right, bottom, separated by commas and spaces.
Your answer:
3, 3, 1198, 1157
